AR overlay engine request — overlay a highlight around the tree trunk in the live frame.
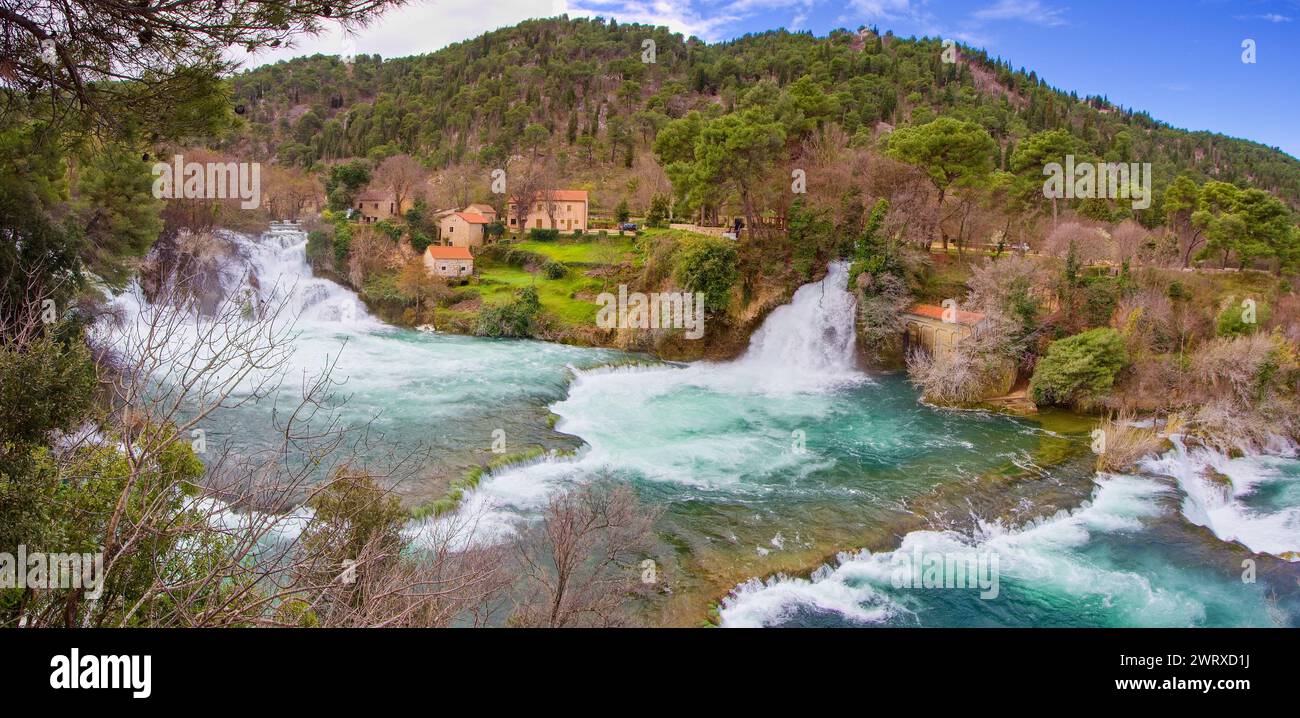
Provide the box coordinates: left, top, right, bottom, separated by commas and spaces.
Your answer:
936, 187, 947, 251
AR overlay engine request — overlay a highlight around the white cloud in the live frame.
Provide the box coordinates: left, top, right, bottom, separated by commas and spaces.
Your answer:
233, 0, 559, 69
563, 0, 742, 40
971, 0, 1067, 27
848, 0, 918, 20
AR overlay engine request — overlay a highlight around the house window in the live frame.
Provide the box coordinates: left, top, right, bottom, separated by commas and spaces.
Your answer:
509, 218, 516, 225
567, 205, 571, 211
440, 265, 447, 271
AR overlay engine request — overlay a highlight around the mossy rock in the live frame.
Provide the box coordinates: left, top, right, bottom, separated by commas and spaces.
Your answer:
1201, 468, 1234, 496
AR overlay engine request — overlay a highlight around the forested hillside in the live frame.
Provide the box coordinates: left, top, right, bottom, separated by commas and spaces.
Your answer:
226, 15, 1300, 212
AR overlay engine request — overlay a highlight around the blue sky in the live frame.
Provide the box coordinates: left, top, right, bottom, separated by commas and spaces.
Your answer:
244, 0, 1300, 158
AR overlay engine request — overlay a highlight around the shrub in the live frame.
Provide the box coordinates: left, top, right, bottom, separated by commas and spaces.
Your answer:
375, 219, 403, 242
1093, 414, 1168, 472
331, 223, 353, 264
542, 260, 567, 279
306, 230, 333, 270
1216, 296, 1268, 337
409, 230, 432, 253
646, 194, 669, 228
1080, 275, 1121, 328
528, 228, 560, 242
480, 244, 546, 268
1192, 332, 1294, 405
673, 235, 739, 313
474, 286, 541, 338
1030, 328, 1129, 407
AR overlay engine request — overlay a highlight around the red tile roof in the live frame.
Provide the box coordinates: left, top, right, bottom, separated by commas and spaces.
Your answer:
454, 211, 491, 224
426, 246, 473, 260
906, 303, 986, 326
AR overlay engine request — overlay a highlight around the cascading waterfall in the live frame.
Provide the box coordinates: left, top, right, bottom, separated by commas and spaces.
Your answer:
417, 261, 872, 545
104, 223, 625, 506
1140, 436, 1300, 559
731, 260, 861, 383
232, 223, 380, 330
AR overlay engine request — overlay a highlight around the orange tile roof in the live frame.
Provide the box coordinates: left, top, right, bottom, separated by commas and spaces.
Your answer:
426, 245, 473, 260
454, 211, 491, 224
906, 303, 986, 326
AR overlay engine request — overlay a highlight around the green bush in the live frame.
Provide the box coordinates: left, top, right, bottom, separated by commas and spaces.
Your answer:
1216, 297, 1268, 337
331, 223, 353, 264
1080, 276, 1121, 329
646, 194, 669, 228
542, 260, 567, 279
375, 219, 403, 242
474, 286, 541, 338
673, 235, 739, 313
528, 228, 560, 242
306, 230, 333, 269
1030, 328, 1129, 407
409, 230, 432, 253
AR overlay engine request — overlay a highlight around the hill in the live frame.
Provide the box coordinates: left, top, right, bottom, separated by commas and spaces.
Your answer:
224, 15, 1300, 211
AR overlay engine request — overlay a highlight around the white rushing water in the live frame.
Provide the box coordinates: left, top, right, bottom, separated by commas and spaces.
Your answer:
104, 226, 621, 489
416, 261, 868, 544
1141, 436, 1300, 559
251, 223, 382, 330
718, 474, 1194, 627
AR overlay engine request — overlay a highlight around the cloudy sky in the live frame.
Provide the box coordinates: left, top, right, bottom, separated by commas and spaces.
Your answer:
237, 0, 1300, 158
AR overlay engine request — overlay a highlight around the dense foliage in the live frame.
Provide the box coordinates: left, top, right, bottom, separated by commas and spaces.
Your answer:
229, 17, 1300, 211
1031, 327, 1130, 407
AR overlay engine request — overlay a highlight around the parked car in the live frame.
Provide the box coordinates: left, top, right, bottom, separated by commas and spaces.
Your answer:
619, 222, 638, 231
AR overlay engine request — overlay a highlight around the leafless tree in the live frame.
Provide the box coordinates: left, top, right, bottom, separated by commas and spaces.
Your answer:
372, 154, 425, 215
507, 156, 555, 235
509, 481, 658, 628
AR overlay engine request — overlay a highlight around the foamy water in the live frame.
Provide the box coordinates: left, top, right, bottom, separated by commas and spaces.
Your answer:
719, 472, 1290, 627
1141, 436, 1300, 559
413, 262, 871, 541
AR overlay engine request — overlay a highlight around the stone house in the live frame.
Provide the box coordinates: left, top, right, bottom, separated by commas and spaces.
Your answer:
424, 245, 474, 279
354, 190, 398, 223
507, 189, 588, 232
437, 210, 493, 248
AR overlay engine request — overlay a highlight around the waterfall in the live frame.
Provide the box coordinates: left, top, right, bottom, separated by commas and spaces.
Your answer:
1140, 436, 1300, 559
412, 261, 869, 546
240, 222, 378, 330
734, 261, 859, 378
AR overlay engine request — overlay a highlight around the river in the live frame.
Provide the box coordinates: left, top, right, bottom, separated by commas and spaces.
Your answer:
109, 225, 1300, 627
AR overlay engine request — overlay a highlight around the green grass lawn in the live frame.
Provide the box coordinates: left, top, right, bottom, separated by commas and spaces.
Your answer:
513, 236, 638, 265
474, 259, 608, 325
